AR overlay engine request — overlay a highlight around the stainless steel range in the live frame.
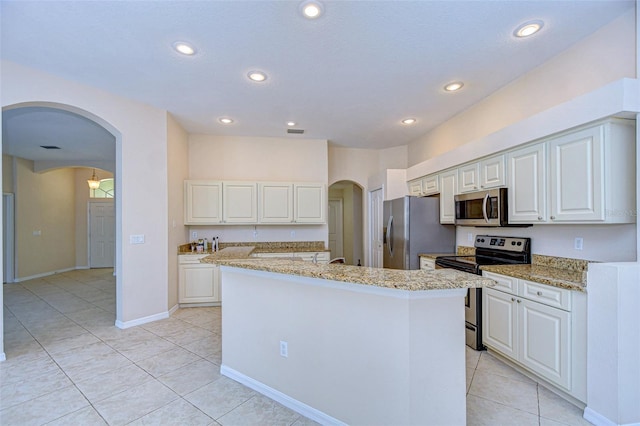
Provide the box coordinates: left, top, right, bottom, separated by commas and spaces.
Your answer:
435, 236, 531, 350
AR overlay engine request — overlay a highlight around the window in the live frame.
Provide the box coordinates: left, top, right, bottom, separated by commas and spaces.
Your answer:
90, 178, 114, 198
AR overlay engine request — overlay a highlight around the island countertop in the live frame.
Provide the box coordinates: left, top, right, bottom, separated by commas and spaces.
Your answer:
207, 257, 494, 291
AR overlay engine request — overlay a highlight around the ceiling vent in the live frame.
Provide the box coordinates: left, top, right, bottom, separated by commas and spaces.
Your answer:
40, 145, 61, 149
287, 129, 304, 134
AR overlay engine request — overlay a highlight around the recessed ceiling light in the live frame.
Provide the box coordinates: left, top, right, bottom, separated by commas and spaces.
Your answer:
173, 41, 196, 55
401, 118, 416, 125
287, 121, 296, 127
514, 20, 544, 38
219, 117, 234, 124
444, 81, 464, 92
300, 0, 324, 19
247, 71, 267, 82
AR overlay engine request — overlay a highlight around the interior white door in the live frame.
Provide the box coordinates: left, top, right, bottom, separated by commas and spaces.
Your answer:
3, 193, 15, 283
328, 199, 344, 260
370, 188, 384, 268
89, 200, 115, 268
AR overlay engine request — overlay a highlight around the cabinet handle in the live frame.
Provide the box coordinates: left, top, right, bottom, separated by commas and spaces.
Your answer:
517, 299, 521, 303
538, 216, 543, 220
550, 216, 556, 220
511, 297, 516, 302
536, 291, 543, 296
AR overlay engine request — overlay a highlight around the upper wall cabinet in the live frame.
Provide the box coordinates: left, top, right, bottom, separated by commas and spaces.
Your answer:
508, 119, 635, 224
408, 174, 439, 197
294, 183, 326, 223
186, 180, 326, 225
458, 154, 506, 193
223, 182, 258, 224
184, 181, 223, 224
439, 169, 457, 224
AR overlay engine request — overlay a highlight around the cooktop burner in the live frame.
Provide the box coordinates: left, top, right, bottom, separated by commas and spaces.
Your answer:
435, 236, 531, 275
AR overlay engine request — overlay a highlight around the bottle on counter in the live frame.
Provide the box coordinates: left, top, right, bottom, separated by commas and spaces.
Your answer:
203, 238, 208, 251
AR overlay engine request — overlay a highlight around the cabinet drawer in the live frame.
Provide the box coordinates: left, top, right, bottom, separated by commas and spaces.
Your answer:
483, 271, 518, 294
420, 258, 436, 270
520, 280, 571, 311
179, 254, 209, 264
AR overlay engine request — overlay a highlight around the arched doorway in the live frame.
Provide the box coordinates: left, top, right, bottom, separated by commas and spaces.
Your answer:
2, 103, 120, 332
328, 180, 364, 266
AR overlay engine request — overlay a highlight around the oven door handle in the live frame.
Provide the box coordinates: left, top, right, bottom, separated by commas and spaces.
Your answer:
482, 193, 490, 223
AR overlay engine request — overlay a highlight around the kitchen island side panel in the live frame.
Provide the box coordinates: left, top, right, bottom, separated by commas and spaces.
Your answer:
220, 267, 466, 425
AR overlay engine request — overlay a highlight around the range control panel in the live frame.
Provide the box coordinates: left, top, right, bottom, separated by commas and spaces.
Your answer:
474, 236, 530, 252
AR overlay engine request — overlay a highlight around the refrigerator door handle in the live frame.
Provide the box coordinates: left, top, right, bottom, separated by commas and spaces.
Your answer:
386, 215, 393, 256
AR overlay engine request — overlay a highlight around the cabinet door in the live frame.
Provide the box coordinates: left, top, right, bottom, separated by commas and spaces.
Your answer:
294, 183, 326, 223
483, 288, 518, 359
519, 299, 570, 389
439, 170, 457, 224
422, 175, 439, 196
223, 182, 258, 223
507, 143, 546, 223
548, 126, 604, 222
408, 179, 423, 196
259, 183, 293, 223
480, 155, 506, 189
184, 181, 223, 224
458, 163, 480, 193
179, 264, 220, 303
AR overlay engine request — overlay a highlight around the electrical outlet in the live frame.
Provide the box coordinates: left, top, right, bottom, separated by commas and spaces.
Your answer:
467, 232, 473, 242
290, 230, 296, 238
191, 231, 197, 239
253, 230, 258, 239
130, 234, 145, 244
280, 341, 288, 358
574, 237, 584, 250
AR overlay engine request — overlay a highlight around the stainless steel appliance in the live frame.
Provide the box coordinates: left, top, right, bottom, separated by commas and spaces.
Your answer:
455, 187, 510, 227
383, 196, 455, 270
435, 236, 531, 350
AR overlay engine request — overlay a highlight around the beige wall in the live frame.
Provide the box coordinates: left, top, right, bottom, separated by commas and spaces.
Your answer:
407, 9, 636, 166
3, 61, 170, 325
167, 113, 189, 309
14, 159, 76, 279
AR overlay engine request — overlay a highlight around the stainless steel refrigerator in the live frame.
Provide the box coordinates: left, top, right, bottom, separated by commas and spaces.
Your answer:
383, 196, 455, 270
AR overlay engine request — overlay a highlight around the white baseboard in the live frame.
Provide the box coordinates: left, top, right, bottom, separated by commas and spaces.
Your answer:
584, 407, 640, 426
75, 265, 90, 270
115, 311, 169, 329
220, 365, 346, 426
14, 267, 77, 282
168, 304, 179, 315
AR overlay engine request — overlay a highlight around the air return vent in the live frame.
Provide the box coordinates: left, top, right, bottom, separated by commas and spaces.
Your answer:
40, 145, 61, 149
287, 129, 304, 134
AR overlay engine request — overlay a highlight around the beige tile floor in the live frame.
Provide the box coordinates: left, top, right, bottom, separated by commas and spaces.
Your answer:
2, 269, 590, 425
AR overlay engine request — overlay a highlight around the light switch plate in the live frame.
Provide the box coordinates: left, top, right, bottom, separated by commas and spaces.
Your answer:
130, 234, 145, 244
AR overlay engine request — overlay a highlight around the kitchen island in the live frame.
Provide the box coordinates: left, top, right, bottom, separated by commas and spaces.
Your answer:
206, 256, 493, 425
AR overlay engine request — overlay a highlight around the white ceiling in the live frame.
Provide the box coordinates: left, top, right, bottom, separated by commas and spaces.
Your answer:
0, 0, 635, 164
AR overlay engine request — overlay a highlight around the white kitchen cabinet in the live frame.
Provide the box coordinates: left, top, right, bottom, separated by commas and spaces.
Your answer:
408, 179, 423, 196
422, 174, 439, 196
223, 182, 258, 223
439, 169, 457, 224
184, 181, 223, 224
458, 163, 480, 193
419, 257, 435, 270
508, 119, 635, 224
294, 183, 326, 224
482, 271, 586, 402
480, 154, 506, 189
507, 143, 547, 224
258, 182, 294, 223
178, 255, 220, 304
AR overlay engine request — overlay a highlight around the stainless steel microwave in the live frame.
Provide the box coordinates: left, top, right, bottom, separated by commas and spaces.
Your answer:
455, 188, 509, 226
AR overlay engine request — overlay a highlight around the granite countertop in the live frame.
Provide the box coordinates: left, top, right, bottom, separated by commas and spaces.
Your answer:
209, 257, 494, 291
178, 241, 329, 255
482, 254, 589, 292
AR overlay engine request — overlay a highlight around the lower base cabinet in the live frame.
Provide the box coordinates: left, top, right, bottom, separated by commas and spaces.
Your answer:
178, 255, 221, 304
482, 272, 586, 404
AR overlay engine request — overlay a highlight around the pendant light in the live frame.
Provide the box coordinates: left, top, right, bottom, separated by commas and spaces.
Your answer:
87, 169, 101, 190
